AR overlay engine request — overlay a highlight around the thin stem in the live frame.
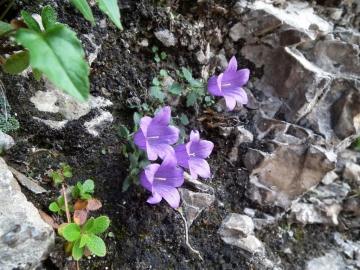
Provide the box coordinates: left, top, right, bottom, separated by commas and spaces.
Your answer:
29, 0, 45, 13
0, 0, 15, 21
61, 184, 71, 224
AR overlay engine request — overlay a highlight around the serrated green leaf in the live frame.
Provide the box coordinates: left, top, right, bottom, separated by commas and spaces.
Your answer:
15, 25, 90, 102
72, 238, 85, 260
32, 68, 42, 81
82, 179, 94, 191
180, 113, 189, 125
62, 223, 81, 242
128, 153, 138, 170
70, 0, 95, 24
21, 11, 41, 33
62, 164, 71, 172
150, 86, 165, 101
72, 186, 80, 199
138, 160, 151, 169
49, 202, 59, 212
0, 21, 13, 35
87, 216, 110, 234
41, 5, 57, 30
81, 193, 92, 199
58, 196, 64, 206
79, 234, 89, 248
159, 69, 168, 78
86, 234, 106, 257
182, 67, 193, 83
82, 217, 95, 232
122, 175, 132, 192
98, 0, 123, 30
133, 112, 141, 125
168, 83, 183, 95
118, 124, 130, 138
186, 91, 197, 107
3, 51, 30, 74
63, 171, 72, 178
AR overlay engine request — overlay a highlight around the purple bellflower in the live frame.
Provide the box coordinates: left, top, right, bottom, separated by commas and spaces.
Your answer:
207, 56, 250, 111
140, 154, 184, 209
134, 106, 180, 161
174, 130, 214, 180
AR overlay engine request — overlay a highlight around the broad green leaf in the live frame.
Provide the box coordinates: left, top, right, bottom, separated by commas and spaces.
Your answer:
152, 77, 160, 86
3, 51, 30, 74
16, 25, 90, 102
58, 196, 64, 206
81, 193, 91, 199
49, 202, 59, 212
122, 175, 132, 192
117, 124, 130, 138
70, 0, 95, 25
133, 112, 141, 125
86, 234, 106, 257
72, 238, 85, 260
79, 234, 89, 248
168, 83, 183, 95
160, 52, 167, 60
62, 223, 81, 242
72, 186, 80, 199
87, 216, 110, 234
0, 21, 13, 35
138, 159, 150, 169
141, 103, 149, 111
82, 217, 95, 232
98, 0, 123, 30
150, 86, 165, 101
180, 113, 189, 125
151, 46, 158, 53
128, 153, 138, 170
159, 69, 168, 77
186, 91, 197, 107
182, 67, 193, 83
20, 11, 41, 33
63, 171, 72, 178
62, 165, 71, 173
41, 5, 57, 30
32, 68, 42, 81
82, 179, 94, 191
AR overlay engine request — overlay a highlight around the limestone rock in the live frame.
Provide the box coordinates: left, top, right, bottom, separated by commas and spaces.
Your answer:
342, 162, 360, 181
0, 158, 54, 269
218, 213, 265, 255
306, 249, 355, 270
0, 131, 14, 150
154, 29, 177, 47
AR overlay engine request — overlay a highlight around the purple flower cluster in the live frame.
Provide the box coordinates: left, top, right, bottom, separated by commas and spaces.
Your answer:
207, 56, 250, 111
134, 106, 214, 209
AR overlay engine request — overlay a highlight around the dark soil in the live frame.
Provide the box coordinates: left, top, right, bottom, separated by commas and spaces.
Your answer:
0, 0, 355, 269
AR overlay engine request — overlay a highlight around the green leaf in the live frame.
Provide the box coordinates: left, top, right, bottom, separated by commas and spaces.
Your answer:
133, 112, 141, 126
122, 175, 132, 192
159, 69, 168, 78
168, 83, 183, 95
150, 86, 165, 101
87, 216, 110, 234
128, 153, 138, 171
82, 179, 94, 191
186, 91, 197, 107
79, 234, 89, 248
21, 11, 41, 33
152, 46, 158, 53
62, 164, 71, 173
62, 223, 81, 242
63, 171, 72, 178
98, 0, 123, 30
70, 0, 95, 25
41, 5, 57, 30
101, 147, 106, 154
58, 196, 65, 206
82, 217, 95, 232
0, 21, 13, 35
49, 202, 59, 212
160, 52, 167, 60
182, 67, 203, 87
15, 25, 90, 102
154, 53, 160, 63
32, 68, 42, 81
72, 186, 80, 199
180, 113, 189, 125
141, 103, 149, 111
138, 159, 151, 169
152, 77, 160, 86
86, 234, 106, 257
72, 238, 85, 260
118, 124, 130, 138
3, 51, 30, 74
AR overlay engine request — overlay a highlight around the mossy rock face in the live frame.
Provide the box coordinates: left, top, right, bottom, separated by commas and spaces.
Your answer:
0, 98, 19, 133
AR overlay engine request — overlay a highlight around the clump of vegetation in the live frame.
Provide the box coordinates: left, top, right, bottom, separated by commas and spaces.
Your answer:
47, 162, 73, 186
152, 45, 167, 63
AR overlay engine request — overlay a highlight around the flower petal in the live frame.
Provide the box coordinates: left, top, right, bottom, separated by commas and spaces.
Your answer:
189, 130, 200, 142
154, 185, 181, 209
155, 166, 184, 188
149, 143, 175, 160
224, 95, 237, 111
224, 56, 237, 73
151, 106, 171, 127
207, 76, 224, 97
224, 87, 248, 105
189, 157, 211, 179
221, 69, 250, 88
138, 116, 152, 136
147, 126, 179, 145
134, 129, 147, 151
140, 164, 160, 191
174, 144, 190, 169
147, 192, 162, 204
190, 140, 214, 159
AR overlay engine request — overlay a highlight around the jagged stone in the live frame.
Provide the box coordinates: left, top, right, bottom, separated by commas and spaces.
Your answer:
342, 161, 360, 181
321, 171, 339, 185
154, 29, 177, 47
306, 249, 355, 270
245, 142, 336, 209
0, 158, 54, 269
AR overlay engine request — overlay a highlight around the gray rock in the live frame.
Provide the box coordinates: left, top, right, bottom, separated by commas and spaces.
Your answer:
154, 29, 177, 47
84, 109, 114, 137
306, 249, 355, 270
321, 171, 339, 185
343, 162, 360, 181
9, 167, 47, 194
218, 213, 265, 254
178, 188, 215, 227
0, 158, 54, 269
0, 131, 14, 150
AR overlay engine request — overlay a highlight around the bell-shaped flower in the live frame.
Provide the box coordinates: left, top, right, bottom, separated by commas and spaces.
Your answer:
207, 56, 250, 111
134, 106, 180, 161
140, 154, 184, 209
174, 130, 214, 180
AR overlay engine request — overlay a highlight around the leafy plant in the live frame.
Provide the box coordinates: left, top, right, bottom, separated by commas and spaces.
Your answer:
152, 45, 167, 63
72, 179, 95, 200
49, 196, 73, 215
47, 163, 73, 185
59, 215, 110, 260
150, 69, 169, 102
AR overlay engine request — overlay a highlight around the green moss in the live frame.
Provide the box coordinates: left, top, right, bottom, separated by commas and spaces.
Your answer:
0, 98, 19, 132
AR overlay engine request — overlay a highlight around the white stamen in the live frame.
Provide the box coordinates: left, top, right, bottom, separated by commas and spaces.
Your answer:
154, 177, 166, 181
222, 83, 231, 87
147, 136, 159, 139
189, 153, 195, 157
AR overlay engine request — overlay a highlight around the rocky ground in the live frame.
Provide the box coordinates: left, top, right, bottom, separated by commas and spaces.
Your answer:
1, 0, 360, 269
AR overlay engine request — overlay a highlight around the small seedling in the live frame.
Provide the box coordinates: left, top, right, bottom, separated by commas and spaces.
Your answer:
59, 216, 110, 260
47, 163, 73, 185
49, 196, 73, 215
152, 45, 167, 62
72, 179, 95, 200
150, 69, 170, 102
